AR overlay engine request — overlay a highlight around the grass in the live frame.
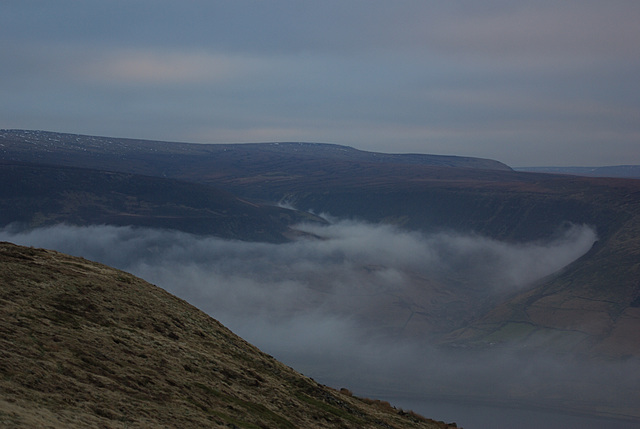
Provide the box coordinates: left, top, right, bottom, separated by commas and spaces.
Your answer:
0, 242, 451, 428
295, 392, 364, 424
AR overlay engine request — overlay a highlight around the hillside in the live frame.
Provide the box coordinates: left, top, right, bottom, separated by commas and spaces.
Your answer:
0, 161, 323, 242
0, 241, 455, 429
224, 166, 640, 358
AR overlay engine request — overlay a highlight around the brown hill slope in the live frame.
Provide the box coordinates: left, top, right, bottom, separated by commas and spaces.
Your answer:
445, 206, 640, 357
0, 242, 454, 429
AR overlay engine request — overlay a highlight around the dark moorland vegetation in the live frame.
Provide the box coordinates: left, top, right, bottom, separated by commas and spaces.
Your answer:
0, 242, 457, 428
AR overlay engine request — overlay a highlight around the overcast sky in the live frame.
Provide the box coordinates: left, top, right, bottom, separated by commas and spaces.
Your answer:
1, 1, 639, 166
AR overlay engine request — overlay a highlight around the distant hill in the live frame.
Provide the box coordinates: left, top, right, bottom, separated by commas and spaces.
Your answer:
0, 129, 512, 176
516, 165, 640, 179
0, 242, 453, 429
0, 161, 323, 242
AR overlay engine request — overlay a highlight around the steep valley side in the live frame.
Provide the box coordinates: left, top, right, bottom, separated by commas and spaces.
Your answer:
0, 241, 453, 429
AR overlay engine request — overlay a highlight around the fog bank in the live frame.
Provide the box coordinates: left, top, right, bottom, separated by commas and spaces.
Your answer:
3, 221, 636, 428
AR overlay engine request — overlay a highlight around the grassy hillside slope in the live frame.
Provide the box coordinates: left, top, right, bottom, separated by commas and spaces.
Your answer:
0, 242, 454, 429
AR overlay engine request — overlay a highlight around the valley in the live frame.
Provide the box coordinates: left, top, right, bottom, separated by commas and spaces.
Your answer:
1, 129, 640, 426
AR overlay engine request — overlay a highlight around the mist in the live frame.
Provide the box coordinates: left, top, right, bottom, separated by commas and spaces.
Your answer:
3, 220, 638, 428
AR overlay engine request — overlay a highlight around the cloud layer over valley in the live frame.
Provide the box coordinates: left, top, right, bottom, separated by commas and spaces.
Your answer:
0, 220, 597, 333
4, 220, 638, 427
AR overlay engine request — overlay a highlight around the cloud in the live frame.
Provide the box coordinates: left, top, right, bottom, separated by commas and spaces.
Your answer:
2, 2, 640, 166
422, 2, 640, 61
77, 49, 266, 85
3, 220, 630, 427
7, 1, 637, 61
0, 220, 597, 328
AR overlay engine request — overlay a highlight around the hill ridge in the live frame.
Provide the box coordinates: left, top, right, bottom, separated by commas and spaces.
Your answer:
0, 129, 512, 171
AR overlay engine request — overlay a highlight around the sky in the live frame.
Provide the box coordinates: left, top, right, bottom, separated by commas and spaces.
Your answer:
1, 1, 639, 167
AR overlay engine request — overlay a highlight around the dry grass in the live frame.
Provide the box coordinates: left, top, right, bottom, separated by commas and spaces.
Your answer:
0, 241, 456, 428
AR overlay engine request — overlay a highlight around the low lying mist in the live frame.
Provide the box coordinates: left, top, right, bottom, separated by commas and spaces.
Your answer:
3, 220, 637, 428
